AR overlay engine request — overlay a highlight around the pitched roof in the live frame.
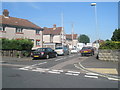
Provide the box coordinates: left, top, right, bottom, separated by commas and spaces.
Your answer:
0, 15, 42, 30
43, 27, 62, 35
66, 34, 78, 40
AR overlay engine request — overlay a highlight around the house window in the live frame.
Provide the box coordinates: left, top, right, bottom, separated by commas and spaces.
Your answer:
16, 28, 23, 33
0, 26, 6, 32
36, 40, 40, 46
29, 39, 34, 43
36, 30, 40, 34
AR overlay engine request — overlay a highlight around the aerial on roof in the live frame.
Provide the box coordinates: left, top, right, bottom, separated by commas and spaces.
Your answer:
66, 34, 78, 39
0, 9, 42, 30
43, 24, 62, 35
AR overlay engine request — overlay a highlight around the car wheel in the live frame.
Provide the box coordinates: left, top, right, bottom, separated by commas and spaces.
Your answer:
46, 55, 49, 59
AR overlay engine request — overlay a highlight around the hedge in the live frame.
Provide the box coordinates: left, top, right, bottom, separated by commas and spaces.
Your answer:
99, 41, 120, 50
0, 38, 33, 50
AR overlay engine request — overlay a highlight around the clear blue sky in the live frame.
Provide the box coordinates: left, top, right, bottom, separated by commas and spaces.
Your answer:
1, 2, 118, 42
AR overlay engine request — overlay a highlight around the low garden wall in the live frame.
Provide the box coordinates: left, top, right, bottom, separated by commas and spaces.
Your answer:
0, 50, 31, 58
98, 49, 120, 62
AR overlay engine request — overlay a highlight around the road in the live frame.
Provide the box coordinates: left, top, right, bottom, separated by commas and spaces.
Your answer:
1, 54, 119, 88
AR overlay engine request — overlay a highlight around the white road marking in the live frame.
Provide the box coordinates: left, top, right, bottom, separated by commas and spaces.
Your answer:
48, 71, 60, 74
65, 73, 79, 76
19, 68, 29, 70
86, 73, 99, 76
84, 75, 98, 79
67, 71, 80, 74
51, 69, 64, 72
107, 77, 119, 81
31, 62, 47, 66
55, 58, 63, 61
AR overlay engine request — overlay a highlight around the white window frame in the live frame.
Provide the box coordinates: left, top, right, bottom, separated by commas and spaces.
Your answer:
36, 40, 40, 46
16, 28, 23, 33
36, 30, 40, 34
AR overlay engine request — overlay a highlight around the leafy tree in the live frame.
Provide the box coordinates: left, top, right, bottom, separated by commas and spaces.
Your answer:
111, 29, 120, 41
78, 34, 90, 44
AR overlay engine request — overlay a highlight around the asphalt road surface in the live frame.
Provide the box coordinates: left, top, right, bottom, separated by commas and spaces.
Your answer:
1, 54, 119, 88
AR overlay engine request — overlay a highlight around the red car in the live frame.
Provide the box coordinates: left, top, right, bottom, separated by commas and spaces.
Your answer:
80, 47, 94, 56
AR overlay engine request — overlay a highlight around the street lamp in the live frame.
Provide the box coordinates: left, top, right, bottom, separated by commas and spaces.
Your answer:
91, 3, 99, 51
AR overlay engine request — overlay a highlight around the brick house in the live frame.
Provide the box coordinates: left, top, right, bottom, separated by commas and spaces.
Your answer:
43, 24, 66, 49
66, 34, 78, 49
0, 9, 44, 49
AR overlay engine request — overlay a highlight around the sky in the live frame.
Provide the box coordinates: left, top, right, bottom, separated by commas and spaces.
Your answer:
1, 2, 118, 42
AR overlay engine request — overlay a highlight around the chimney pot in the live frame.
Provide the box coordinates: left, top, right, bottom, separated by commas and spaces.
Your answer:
3, 9, 9, 17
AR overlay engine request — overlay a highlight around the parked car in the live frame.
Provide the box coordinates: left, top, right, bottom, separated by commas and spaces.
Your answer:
31, 48, 57, 59
80, 47, 94, 56
70, 48, 79, 54
55, 46, 69, 56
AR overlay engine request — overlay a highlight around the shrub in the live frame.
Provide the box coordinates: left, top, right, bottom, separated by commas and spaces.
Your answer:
99, 41, 120, 49
1, 38, 33, 50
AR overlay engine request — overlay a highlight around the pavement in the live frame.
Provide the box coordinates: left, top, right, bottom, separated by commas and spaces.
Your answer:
79, 55, 119, 77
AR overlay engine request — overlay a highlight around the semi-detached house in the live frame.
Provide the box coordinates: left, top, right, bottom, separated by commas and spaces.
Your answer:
43, 24, 66, 49
0, 9, 44, 49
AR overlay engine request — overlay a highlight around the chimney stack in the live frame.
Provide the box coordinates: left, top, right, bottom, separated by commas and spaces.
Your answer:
3, 9, 9, 17
53, 24, 56, 30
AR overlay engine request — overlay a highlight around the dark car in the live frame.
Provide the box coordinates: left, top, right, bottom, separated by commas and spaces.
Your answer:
80, 47, 94, 56
31, 48, 57, 59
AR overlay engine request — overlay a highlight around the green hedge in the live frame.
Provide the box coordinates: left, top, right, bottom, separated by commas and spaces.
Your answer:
99, 41, 120, 49
0, 38, 33, 50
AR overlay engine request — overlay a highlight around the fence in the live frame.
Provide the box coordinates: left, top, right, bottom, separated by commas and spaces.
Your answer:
98, 49, 120, 62
0, 50, 32, 58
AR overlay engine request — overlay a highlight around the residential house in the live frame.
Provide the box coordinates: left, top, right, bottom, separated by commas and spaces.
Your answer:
66, 34, 78, 49
43, 24, 66, 49
0, 9, 43, 49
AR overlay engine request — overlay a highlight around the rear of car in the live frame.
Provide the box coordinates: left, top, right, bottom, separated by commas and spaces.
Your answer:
80, 47, 94, 56
55, 47, 69, 55
31, 48, 57, 59
70, 48, 79, 54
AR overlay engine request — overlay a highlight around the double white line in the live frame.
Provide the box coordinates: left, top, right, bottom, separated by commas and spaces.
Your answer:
65, 71, 80, 76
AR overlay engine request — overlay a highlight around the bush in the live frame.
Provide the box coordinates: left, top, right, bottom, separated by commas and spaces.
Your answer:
1, 38, 33, 50
99, 41, 120, 50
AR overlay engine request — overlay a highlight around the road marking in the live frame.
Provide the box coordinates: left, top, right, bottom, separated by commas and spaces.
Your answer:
84, 75, 98, 79
86, 68, 118, 75
48, 71, 60, 74
55, 58, 63, 61
51, 69, 64, 72
107, 77, 119, 81
31, 62, 47, 66
86, 73, 97, 75
67, 71, 80, 74
19, 68, 29, 70
65, 73, 79, 76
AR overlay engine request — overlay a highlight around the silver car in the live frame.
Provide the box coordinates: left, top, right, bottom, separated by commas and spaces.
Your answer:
55, 47, 69, 56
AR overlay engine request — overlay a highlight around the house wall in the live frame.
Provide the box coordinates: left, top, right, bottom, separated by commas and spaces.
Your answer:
43, 35, 50, 43
53, 35, 61, 43
0, 26, 43, 48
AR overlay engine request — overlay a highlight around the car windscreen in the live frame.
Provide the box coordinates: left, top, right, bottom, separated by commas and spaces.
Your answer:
55, 47, 63, 49
82, 47, 92, 50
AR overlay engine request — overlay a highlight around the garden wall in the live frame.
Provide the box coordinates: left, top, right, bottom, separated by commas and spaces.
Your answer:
98, 50, 120, 62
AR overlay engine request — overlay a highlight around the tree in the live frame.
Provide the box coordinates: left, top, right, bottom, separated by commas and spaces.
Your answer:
78, 34, 90, 44
111, 28, 120, 41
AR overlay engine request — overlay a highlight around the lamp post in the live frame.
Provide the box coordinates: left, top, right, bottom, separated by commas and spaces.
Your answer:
91, 3, 99, 51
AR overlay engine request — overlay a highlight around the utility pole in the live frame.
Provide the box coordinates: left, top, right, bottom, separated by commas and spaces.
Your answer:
61, 12, 64, 47
72, 23, 74, 49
